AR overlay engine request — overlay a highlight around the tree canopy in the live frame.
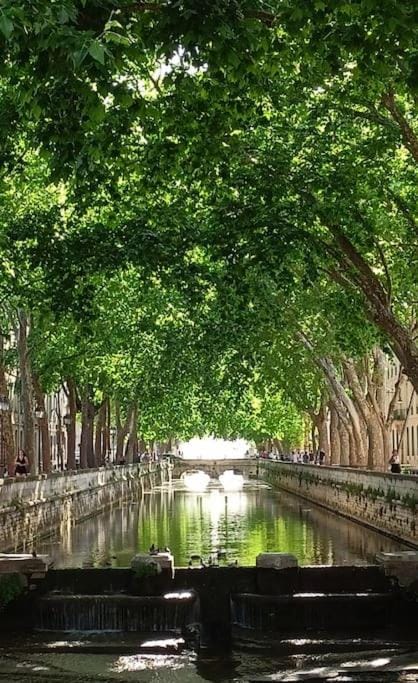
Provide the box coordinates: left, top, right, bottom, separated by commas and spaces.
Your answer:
0, 0, 417, 470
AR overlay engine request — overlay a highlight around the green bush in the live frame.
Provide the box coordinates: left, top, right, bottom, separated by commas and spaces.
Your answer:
0, 574, 25, 611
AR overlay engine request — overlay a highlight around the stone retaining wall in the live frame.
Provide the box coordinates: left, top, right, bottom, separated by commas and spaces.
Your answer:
0, 463, 170, 552
261, 462, 418, 547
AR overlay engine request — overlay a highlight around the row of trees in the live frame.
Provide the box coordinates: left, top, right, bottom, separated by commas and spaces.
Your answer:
0, 1, 416, 471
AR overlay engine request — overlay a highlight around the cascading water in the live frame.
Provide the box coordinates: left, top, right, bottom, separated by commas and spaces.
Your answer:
37, 592, 199, 632
231, 592, 396, 633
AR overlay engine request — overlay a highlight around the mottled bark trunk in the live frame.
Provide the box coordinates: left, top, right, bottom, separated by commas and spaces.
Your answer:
125, 403, 138, 464
348, 430, 356, 467
0, 335, 15, 472
273, 437, 283, 454
329, 404, 341, 465
330, 228, 418, 395
311, 426, 317, 453
102, 398, 110, 463
344, 359, 381, 469
115, 401, 133, 463
317, 403, 329, 458
338, 421, 350, 466
32, 373, 51, 474
366, 409, 385, 471
80, 387, 94, 469
17, 310, 35, 473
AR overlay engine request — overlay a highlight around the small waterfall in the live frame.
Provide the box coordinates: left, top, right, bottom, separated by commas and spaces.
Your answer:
37, 592, 199, 632
231, 594, 270, 631
231, 592, 395, 633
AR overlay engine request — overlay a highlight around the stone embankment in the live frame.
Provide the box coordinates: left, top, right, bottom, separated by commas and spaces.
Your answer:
261, 461, 418, 546
0, 463, 171, 552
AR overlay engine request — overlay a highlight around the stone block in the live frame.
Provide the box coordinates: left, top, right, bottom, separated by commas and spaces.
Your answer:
376, 551, 418, 587
256, 552, 298, 570
131, 552, 174, 578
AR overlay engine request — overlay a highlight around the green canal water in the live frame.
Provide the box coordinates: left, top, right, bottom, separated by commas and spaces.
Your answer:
38, 481, 407, 568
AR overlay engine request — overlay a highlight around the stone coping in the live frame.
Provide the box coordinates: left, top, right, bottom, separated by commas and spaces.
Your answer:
262, 460, 418, 484
0, 461, 166, 487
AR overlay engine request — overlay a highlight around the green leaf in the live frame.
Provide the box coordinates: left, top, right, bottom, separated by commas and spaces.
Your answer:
72, 48, 87, 68
88, 102, 106, 123
105, 31, 131, 46
58, 8, 69, 24
88, 40, 105, 65
0, 13, 13, 39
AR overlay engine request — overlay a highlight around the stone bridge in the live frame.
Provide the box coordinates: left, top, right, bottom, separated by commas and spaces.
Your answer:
171, 457, 259, 479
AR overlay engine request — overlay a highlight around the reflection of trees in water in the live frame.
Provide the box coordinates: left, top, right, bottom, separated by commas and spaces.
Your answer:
281, 492, 406, 564
38, 485, 407, 568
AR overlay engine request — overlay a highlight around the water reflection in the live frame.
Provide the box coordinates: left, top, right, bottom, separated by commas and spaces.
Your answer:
38, 482, 408, 568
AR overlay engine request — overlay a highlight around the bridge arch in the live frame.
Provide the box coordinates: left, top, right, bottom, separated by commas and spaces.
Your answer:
172, 457, 258, 480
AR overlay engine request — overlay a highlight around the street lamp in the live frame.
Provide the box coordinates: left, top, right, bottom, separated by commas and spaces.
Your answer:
0, 395, 10, 474
110, 427, 116, 463
62, 413, 73, 470
34, 405, 45, 472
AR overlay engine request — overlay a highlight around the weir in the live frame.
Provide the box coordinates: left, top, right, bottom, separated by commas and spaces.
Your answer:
37, 592, 199, 632
2, 561, 418, 651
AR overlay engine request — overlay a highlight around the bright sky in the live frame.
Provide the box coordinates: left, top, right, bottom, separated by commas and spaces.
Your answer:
179, 437, 252, 460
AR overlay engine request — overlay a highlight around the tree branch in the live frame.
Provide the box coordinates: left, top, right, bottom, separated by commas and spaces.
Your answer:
375, 241, 392, 306
381, 90, 418, 164
386, 188, 418, 237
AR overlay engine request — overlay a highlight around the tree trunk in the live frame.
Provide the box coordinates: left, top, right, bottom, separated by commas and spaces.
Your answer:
297, 333, 367, 466
273, 437, 283, 454
115, 401, 133, 463
311, 426, 317, 453
17, 310, 35, 474
32, 373, 51, 474
66, 378, 77, 470
365, 408, 385, 470
344, 359, 384, 469
80, 387, 94, 469
102, 397, 110, 463
125, 403, 138, 464
0, 335, 15, 473
56, 409, 64, 471
348, 430, 356, 467
317, 402, 329, 458
329, 404, 340, 465
381, 91, 418, 164
338, 420, 350, 466
329, 227, 418, 395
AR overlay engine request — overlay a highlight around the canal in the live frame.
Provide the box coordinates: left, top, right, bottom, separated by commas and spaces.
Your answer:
3, 479, 417, 682
38, 480, 407, 568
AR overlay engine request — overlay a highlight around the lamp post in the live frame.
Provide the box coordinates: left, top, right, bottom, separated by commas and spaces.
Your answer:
0, 395, 10, 475
35, 406, 45, 473
110, 427, 116, 464
63, 413, 72, 470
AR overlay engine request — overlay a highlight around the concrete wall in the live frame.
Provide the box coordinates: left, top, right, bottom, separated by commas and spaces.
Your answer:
0, 463, 171, 552
261, 462, 418, 546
